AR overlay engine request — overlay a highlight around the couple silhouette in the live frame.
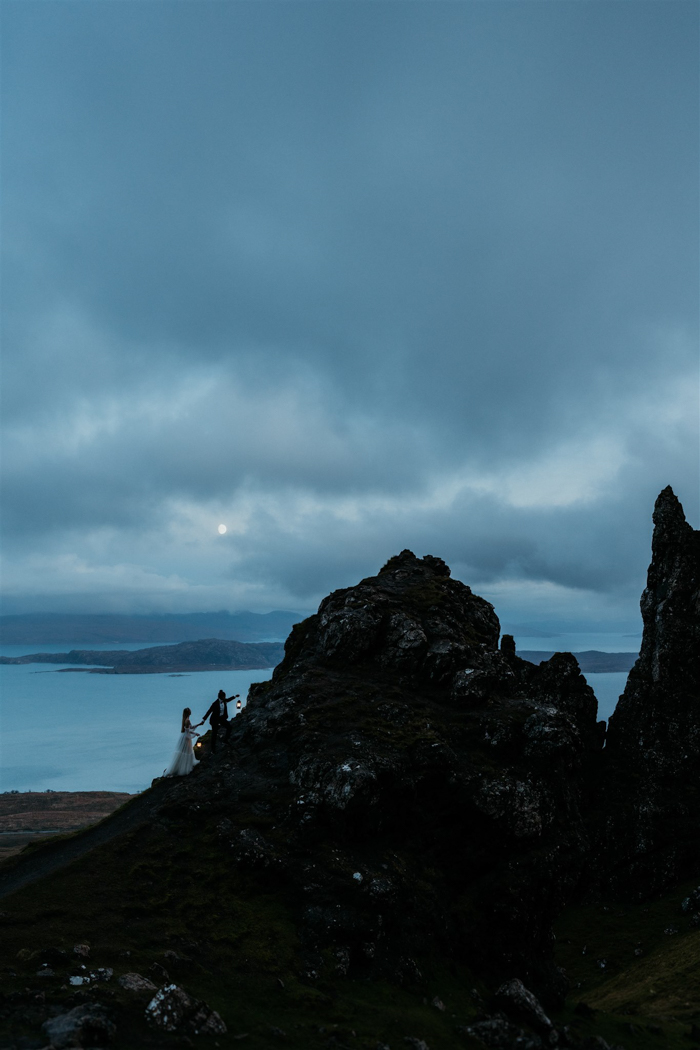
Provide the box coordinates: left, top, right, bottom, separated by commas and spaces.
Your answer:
163, 689, 240, 778
202, 689, 240, 753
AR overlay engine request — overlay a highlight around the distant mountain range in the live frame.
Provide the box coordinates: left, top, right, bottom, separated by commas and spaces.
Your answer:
0, 638, 285, 674
0, 610, 303, 644
519, 650, 637, 672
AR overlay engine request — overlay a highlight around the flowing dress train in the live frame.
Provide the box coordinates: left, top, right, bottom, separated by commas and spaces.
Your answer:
164, 726, 199, 777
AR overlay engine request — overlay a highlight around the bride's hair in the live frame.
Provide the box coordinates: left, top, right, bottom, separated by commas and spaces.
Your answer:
181, 707, 191, 732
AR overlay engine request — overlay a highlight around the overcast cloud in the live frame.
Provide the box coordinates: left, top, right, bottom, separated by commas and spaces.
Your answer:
1, 2, 698, 633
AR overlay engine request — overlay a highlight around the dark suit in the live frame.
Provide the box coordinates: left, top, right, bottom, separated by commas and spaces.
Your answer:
202, 697, 231, 753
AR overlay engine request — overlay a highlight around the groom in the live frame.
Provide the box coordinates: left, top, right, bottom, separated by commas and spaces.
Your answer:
202, 689, 239, 753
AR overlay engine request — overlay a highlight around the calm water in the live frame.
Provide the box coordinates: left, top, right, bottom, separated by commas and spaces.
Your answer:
584, 672, 629, 723
0, 643, 273, 793
0, 639, 632, 793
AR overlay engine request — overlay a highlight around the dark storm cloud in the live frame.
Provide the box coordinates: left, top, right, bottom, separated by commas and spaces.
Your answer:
1, 2, 698, 623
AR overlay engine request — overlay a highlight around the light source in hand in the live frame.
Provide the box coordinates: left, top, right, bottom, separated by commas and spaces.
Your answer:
236, 699, 242, 711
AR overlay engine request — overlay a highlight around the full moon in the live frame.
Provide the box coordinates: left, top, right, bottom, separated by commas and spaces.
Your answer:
217, 524, 227, 535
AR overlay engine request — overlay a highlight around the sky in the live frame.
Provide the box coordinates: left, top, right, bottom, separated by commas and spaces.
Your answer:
1, 1, 698, 636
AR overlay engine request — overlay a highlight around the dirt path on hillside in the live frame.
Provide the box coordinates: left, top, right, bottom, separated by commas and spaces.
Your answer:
0, 781, 174, 901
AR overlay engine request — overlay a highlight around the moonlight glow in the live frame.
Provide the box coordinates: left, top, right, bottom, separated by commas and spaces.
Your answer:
218, 524, 227, 535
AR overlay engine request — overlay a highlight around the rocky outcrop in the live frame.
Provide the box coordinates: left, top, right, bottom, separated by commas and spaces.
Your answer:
42, 1001, 116, 1048
145, 983, 227, 1035
605, 487, 700, 893
159, 550, 603, 1004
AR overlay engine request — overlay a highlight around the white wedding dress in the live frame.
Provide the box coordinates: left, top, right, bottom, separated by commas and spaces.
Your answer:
164, 726, 199, 777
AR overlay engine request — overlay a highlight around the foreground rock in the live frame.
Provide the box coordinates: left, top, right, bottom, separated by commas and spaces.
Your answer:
605, 487, 700, 894
117, 972, 157, 994
145, 983, 226, 1035
160, 549, 603, 1003
42, 1002, 115, 1047
495, 978, 556, 1039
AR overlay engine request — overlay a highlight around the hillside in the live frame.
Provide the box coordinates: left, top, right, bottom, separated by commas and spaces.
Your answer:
0, 488, 697, 1050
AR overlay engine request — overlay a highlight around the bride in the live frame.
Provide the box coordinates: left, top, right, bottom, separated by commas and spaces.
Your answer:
164, 707, 202, 777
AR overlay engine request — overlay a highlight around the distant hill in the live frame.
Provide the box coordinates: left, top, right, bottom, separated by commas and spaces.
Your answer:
520, 649, 637, 672
0, 638, 285, 673
0, 610, 302, 644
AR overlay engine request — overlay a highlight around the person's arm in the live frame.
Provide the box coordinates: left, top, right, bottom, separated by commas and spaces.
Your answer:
202, 702, 214, 721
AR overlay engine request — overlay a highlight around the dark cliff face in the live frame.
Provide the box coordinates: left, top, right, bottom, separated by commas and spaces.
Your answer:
605, 487, 700, 893
161, 550, 601, 1003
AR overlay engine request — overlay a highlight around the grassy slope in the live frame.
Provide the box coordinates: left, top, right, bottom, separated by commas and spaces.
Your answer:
0, 813, 490, 1049
554, 878, 700, 1049
4, 802, 700, 1048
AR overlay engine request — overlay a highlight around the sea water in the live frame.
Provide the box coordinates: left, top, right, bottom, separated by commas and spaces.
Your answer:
0, 639, 633, 793
0, 643, 273, 793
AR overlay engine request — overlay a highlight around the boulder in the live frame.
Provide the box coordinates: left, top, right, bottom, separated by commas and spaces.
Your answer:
145, 983, 226, 1036
42, 1002, 115, 1048
494, 978, 556, 1039
88, 967, 113, 983
117, 972, 157, 994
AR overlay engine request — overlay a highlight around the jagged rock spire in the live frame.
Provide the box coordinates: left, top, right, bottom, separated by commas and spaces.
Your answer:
652, 484, 690, 537
605, 488, 700, 893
